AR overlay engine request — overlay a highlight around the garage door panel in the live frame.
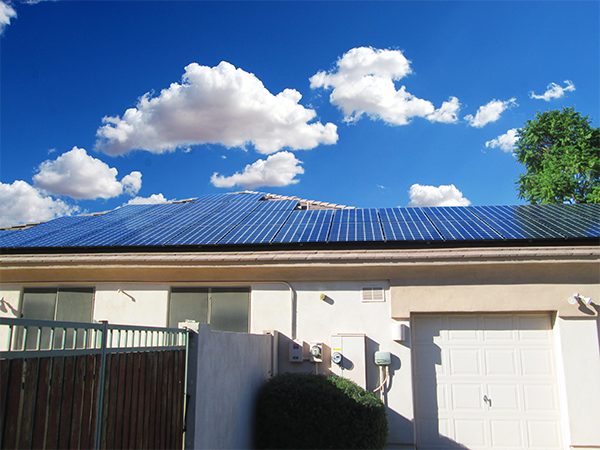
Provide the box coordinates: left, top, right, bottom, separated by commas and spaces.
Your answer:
485, 349, 518, 376
454, 419, 486, 447
523, 384, 559, 411
487, 384, 520, 410
413, 314, 444, 343
451, 383, 485, 411
413, 313, 562, 449
527, 420, 561, 448
520, 349, 555, 376
490, 420, 523, 447
448, 315, 479, 340
449, 349, 481, 375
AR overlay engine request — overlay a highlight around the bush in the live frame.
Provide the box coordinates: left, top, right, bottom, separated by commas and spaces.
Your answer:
254, 372, 388, 449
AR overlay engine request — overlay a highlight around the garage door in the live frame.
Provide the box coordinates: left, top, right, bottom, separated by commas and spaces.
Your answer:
412, 314, 563, 449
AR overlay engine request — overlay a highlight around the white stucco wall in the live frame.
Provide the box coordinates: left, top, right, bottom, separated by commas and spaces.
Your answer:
93, 284, 169, 326
250, 282, 415, 446
555, 316, 600, 448
186, 324, 272, 449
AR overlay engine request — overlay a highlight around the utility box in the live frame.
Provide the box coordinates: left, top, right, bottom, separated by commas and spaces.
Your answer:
330, 334, 367, 388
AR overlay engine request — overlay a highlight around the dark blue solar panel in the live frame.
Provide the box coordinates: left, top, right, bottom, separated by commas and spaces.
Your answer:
192, 193, 239, 203
217, 202, 261, 213
165, 226, 231, 246
253, 200, 299, 212
382, 221, 443, 241
272, 222, 331, 243
115, 226, 188, 246
422, 206, 503, 240
224, 192, 265, 203
68, 226, 141, 247
332, 209, 379, 223
141, 202, 190, 215
218, 223, 285, 244
239, 210, 293, 226
379, 207, 429, 222
0, 216, 96, 247
194, 211, 253, 227
328, 221, 384, 242
469, 205, 564, 239
286, 210, 334, 225
100, 204, 155, 218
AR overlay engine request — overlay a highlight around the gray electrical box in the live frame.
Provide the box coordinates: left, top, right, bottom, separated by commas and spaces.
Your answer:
374, 351, 391, 366
330, 334, 367, 388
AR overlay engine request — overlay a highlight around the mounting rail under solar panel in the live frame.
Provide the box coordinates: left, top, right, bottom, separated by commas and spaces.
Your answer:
469, 205, 565, 240
421, 206, 503, 241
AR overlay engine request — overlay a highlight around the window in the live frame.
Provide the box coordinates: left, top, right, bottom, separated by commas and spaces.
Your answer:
20, 287, 94, 348
169, 287, 249, 332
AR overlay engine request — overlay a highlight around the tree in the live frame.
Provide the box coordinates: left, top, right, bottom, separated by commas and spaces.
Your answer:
514, 107, 600, 204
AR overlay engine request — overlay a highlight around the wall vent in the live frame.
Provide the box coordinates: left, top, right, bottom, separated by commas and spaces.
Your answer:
361, 287, 385, 302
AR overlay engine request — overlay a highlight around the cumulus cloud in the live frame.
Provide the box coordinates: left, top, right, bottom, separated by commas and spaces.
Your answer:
211, 151, 304, 189
407, 183, 471, 207
427, 97, 461, 124
95, 61, 338, 156
529, 80, 575, 101
126, 193, 169, 205
32, 147, 142, 199
310, 47, 459, 126
0, 180, 79, 227
464, 98, 517, 128
0, 1, 16, 35
485, 128, 518, 153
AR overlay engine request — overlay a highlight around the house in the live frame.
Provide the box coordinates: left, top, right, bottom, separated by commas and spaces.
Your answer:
1, 192, 599, 449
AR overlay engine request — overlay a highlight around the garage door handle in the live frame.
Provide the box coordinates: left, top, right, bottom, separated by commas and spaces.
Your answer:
483, 395, 492, 407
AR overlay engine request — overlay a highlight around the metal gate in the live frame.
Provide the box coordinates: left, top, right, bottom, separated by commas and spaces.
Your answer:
0, 318, 188, 449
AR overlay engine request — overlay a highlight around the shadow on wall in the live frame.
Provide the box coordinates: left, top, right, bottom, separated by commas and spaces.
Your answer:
274, 332, 469, 448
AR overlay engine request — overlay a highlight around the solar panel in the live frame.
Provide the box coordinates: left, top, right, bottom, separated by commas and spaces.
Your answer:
0, 216, 97, 248
379, 207, 429, 223
115, 225, 189, 246
328, 220, 385, 242
239, 210, 293, 226
218, 223, 285, 244
381, 221, 443, 241
469, 205, 565, 239
332, 209, 379, 223
512, 204, 600, 238
253, 200, 299, 212
272, 221, 332, 243
165, 226, 232, 246
285, 209, 334, 225
422, 207, 503, 240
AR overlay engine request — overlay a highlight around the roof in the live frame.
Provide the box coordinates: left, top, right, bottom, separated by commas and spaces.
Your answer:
1, 192, 598, 253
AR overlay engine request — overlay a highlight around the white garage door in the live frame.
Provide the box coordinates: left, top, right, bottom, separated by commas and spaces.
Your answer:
412, 314, 563, 449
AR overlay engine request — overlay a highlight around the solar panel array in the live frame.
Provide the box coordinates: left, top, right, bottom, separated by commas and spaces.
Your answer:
1, 193, 598, 249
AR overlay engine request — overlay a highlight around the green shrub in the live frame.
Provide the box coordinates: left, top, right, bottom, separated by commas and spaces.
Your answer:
254, 372, 388, 449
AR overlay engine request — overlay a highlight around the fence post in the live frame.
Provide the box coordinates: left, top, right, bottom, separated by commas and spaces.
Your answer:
94, 321, 108, 450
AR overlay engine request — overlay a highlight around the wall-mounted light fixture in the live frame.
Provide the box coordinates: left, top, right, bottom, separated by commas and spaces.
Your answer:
568, 293, 592, 306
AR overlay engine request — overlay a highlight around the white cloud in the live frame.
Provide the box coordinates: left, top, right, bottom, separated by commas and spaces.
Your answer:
464, 98, 517, 128
486, 128, 518, 153
310, 47, 459, 126
211, 151, 304, 189
95, 61, 338, 156
427, 96, 461, 124
126, 193, 169, 205
32, 147, 142, 199
0, 180, 79, 227
407, 183, 471, 207
0, 1, 16, 35
530, 80, 575, 101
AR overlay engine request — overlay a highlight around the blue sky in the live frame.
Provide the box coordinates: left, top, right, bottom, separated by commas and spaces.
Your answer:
1, 1, 598, 226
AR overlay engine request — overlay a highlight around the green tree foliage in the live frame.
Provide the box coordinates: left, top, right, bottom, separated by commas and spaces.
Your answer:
514, 107, 600, 204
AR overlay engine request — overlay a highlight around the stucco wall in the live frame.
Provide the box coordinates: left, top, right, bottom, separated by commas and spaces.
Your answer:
250, 282, 415, 446
185, 324, 273, 450
555, 317, 600, 448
